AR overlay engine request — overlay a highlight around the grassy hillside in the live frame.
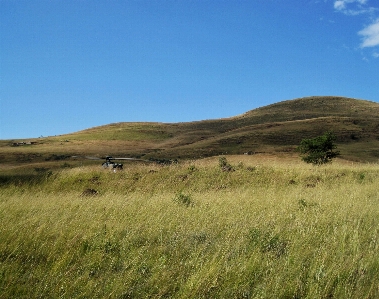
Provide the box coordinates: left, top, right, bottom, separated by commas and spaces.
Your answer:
1, 93, 379, 298
1, 156, 378, 298
1, 96, 378, 170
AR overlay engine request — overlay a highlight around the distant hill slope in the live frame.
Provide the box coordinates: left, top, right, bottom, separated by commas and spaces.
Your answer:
242, 96, 379, 120
1, 96, 379, 163
157, 96, 379, 160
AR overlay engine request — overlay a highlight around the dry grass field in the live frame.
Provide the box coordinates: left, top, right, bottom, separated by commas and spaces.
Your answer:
1, 155, 378, 298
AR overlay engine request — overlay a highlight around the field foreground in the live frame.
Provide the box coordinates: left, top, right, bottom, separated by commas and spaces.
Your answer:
1, 155, 378, 298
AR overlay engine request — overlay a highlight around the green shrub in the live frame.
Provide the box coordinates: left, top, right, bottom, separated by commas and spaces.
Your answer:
173, 192, 193, 207
218, 156, 234, 172
188, 165, 197, 173
298, 132, 340, 165
249, 228, 288, 257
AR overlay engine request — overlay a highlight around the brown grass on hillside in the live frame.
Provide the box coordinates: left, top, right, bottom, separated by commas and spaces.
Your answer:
1, 96, 378, 166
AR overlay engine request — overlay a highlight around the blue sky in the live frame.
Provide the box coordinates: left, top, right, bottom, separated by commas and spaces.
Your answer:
1, 0, 378, 139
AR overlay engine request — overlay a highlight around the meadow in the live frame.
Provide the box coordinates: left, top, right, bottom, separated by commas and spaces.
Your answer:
1, 155, 378, 298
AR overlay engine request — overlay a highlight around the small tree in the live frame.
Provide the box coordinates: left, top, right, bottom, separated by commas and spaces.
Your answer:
298, 132, 340, 165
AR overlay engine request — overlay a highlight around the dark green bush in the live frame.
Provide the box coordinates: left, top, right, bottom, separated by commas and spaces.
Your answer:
298, 132, 340, 165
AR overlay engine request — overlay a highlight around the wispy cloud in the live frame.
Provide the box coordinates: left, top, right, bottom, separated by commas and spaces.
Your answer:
359, 18, 379, 48
334, 0, 367, 11
334, 0, 375, 15
333, 0, 379, 57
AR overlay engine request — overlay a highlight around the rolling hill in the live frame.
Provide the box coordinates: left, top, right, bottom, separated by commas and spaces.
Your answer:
1, 96, 379, 166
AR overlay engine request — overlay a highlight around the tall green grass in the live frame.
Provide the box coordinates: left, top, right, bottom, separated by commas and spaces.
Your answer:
1, 157, 378, 298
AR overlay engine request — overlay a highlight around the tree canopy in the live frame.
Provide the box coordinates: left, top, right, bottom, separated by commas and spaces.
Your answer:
298, 132, 340, 165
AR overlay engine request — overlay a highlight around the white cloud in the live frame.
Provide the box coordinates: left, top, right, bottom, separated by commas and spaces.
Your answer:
358, 19, 379, 47
334, 1, 346, 10
334, 0, 371, 15
332, 0, 379, 51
